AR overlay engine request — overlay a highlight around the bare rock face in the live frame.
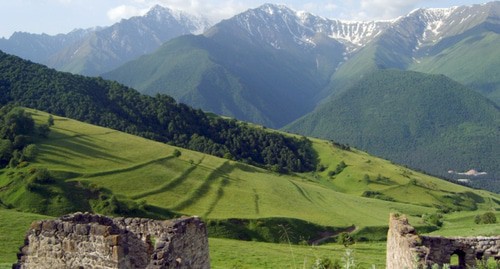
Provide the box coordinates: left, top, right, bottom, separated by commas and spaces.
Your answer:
13, 212, 210, 269
387, 213, 499, 269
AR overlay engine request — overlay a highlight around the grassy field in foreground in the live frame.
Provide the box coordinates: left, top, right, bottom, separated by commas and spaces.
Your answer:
0, 209, 52, 269
1, 207, 497, 269
0, 208, 386, 268
209, 238, 386, 269
0, 208, 385, 269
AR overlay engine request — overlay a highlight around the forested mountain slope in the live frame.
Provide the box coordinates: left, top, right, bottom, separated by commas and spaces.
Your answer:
0, 50, 315, 173
104, 4, 354, 128
285, 70, 500, 192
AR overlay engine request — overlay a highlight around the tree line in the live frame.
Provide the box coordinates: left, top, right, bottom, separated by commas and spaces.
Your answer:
0, 51, 317, 173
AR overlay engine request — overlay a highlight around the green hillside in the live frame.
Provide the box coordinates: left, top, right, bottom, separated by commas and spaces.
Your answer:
0, 209, 53, 269
411, 31, 500, 104
286, 70, 500, 191
0, 109, 498, 267
2, 109, 498, 224
0, 50, 317, 174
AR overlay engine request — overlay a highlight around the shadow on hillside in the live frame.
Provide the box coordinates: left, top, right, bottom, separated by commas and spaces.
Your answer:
40, 130, 130, 164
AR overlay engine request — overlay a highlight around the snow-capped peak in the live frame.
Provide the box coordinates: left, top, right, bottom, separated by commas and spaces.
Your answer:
234, 3, 391, 51
229, 2, 498, 55
383, 2, 498, 53
141, 5, 210, 34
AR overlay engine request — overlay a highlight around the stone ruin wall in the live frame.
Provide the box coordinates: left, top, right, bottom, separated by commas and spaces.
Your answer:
387, 213, 499, 269
13, 212, 210, 269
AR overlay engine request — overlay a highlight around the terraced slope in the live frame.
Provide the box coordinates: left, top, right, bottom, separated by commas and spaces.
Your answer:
2, 109, 495, 221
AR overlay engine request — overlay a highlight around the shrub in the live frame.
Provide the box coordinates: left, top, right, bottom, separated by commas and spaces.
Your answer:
480, 212, 497, 224
47, 115, 54, 126
317, 164, 327, 172
172, 149, 181, 157
37, 124, 50, 138
22, 144, 38, 161
422, 213, 443, 227
27, 168, 54, 184
338, 232, 354, 247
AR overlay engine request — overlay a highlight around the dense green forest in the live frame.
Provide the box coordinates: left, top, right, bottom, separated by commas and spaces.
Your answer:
0, 51, 316, 173
286, 69, 500, 192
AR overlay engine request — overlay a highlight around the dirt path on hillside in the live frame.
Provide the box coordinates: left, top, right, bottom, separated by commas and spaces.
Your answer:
310, 225, 357, 246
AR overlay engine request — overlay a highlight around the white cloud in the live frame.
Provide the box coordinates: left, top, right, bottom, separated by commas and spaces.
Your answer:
325, 3, 338, 11
116, 0, 252, 21
353, 0, 430, 20
107, 5, 147, 22
106, 0, 450, 24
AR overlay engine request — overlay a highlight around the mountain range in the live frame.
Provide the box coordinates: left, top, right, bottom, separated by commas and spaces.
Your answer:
0, 2, 498, 191
104, 4, 393, 127
105, 2, 500, 125
331, 2, 500, 103
0, 5, 211, 75
102, 2, 499, 189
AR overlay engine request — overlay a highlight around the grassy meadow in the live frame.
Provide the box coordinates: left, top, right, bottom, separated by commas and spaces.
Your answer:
0, 109, 498, 267
0, 209, 52, 269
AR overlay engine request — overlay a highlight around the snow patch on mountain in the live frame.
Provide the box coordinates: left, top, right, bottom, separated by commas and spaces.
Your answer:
234, 4, 391, 52
414, 7, 459, 44
232, 2, 499, 56
326, 20, 389, 49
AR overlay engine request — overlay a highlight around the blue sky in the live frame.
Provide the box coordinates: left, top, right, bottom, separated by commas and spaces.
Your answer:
0, 0, 493, 38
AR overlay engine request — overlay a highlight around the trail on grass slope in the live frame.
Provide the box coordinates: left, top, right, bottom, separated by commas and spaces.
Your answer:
171, 161, 232, 211
131, 157, 205, 200
83, 155, 174, 178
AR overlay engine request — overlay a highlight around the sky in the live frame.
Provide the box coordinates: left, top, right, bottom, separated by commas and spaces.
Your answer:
0, 0, 492, 38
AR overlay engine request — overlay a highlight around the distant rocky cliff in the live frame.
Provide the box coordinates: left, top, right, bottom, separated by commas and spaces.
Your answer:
13, 212, 210, 269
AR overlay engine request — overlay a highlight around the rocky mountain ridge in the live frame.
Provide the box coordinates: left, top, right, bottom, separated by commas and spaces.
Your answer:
0, 5, 211, 75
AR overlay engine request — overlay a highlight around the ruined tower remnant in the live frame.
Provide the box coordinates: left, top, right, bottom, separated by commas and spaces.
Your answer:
387, 213, 499, 269
14, 212, 210, 269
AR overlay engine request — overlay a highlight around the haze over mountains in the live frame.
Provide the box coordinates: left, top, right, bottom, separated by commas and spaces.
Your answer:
0, 5, 211, 75
0, 2, 498, 191
105, 2, 500, 124
104, 3, 394, 127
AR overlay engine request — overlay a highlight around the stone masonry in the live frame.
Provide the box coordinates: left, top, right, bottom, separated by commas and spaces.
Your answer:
13, 212, 210, 269
387, 213, 499, 269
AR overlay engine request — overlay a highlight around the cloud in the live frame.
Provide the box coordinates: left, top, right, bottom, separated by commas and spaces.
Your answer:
325, 3, 338, 11
113, 0, 253, 22
107, 5, 147, 22
107, 0, 446, 24
354, 0, 428, 20
157, 0, 249, 19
